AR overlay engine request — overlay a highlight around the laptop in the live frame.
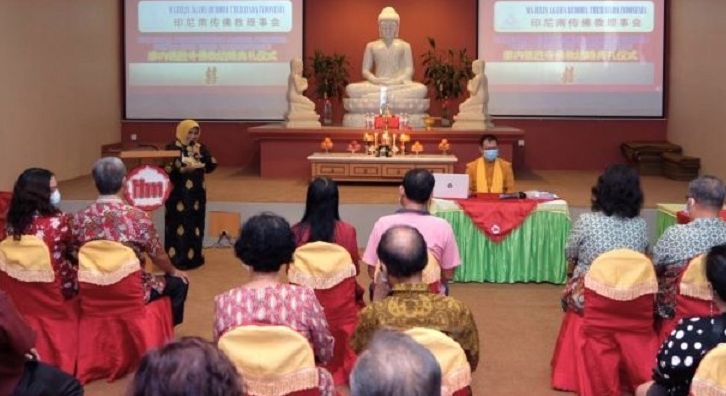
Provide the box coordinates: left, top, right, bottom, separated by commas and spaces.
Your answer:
432, 173, 470, 199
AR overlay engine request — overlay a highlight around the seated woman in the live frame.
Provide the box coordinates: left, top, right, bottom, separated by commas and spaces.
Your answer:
213, 213, 335, 362
292, 177, 364, 303
130, 337, 243, 396
637, 244, 726, 396
6, 168, 75, 299
562, 164, 648, 313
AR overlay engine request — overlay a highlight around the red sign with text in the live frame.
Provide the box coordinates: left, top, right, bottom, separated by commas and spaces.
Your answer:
123, 165, 172, 211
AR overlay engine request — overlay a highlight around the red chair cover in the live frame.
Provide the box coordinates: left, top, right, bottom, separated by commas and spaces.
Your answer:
657, 257, 714, 342
581, 291, 659, 396
550, 310, 587, 393
313, 277, 361, 385
0, 272, 79, 374
76, 271, 173, 384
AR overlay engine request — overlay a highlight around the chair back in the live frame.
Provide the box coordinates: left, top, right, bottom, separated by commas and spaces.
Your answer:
0, 192, 11, 240
584, 249, 657, 329
677, 254, 713, 307
0, 235, 54, 283
404, 327, 472, 396
289, 242, 356, 290
78, 240, 144, 314
691, 343, 726, 396
218, 325, 320, 396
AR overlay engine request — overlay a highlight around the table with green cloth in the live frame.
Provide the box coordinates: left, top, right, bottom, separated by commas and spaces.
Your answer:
656, 203, 684, 239
432, 198, 571, 284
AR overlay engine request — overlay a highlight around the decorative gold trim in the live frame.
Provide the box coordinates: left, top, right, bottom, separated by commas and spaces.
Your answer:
442, 366, 472, 396
288, 264, 356, 290
584, 277, 657, 301
690, 377, 726, 396
0, 258, 55, 283
78, 258, 140, 285
680, 283, 714, 301
241, 367, 319, 396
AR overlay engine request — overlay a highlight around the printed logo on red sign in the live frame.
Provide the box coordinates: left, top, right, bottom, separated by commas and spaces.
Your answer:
123, 165, 171, 211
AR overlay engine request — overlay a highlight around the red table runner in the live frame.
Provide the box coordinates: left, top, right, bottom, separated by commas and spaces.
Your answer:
456, 194, 539, 242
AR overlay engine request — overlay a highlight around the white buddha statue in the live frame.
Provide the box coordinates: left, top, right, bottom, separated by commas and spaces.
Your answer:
342, 7, 430, 127
285, 58, 321, 128
452, 59, 494, 130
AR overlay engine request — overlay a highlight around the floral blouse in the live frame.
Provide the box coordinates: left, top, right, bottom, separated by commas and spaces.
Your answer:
213, 283, 335, 364
72, 197, 165, 301
7, 213, 76, 299
562, 212, 649, 312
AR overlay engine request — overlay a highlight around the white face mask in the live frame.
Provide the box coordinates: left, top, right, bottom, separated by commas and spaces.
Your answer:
50, 190, 61, 207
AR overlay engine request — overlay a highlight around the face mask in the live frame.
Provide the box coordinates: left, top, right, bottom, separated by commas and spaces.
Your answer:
50, 190, 61, 207
483, 149, 498, 162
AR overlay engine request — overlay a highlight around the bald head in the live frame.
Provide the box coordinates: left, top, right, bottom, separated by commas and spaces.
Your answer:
350, 329, 441, 396
377, 225, 428, 278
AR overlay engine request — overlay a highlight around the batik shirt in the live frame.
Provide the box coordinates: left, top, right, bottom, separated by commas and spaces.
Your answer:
213, 283, 335, 363
351, 283, 479, 370
6, 213, 76, 299
562, 212, 649, 312
653, 218, 726, 318
72, 196, 165, 302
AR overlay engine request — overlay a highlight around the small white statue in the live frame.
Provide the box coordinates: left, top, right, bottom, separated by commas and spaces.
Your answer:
342, 7, 430, 127
452, 59, 494, 130
285, 58, 321, 128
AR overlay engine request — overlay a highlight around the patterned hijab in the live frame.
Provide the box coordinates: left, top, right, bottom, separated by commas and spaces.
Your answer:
175, 119, 200, 145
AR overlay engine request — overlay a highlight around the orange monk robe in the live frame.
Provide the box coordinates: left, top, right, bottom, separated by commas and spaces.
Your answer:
465, 157, 515, 194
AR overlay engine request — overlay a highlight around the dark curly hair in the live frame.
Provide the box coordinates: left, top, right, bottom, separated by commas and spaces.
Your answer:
130, 337, 243, 396
591, 164, 643, 219
707, 244, 726, 302
299, 177, 340, 243
7, 168, 59, 240
234, 213, 295, 273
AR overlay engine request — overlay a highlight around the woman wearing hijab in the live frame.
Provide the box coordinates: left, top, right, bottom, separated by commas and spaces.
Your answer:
164, 120, 217, 270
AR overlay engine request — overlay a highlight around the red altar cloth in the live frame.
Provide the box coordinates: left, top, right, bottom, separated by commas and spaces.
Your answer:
676, 210, 726, 224
456, 194, 538, 242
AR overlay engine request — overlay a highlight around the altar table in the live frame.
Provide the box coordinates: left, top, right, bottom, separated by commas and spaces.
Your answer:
308, 153, 456, 182
432, 198, 570, 284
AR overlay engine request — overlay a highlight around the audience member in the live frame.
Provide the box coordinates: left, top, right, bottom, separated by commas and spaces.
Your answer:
72, 157, 189, 325
352, 225, 479, 370
130, 337, 243, 396
637, 244, 726, 396
562, 164, 648, 312
465, 134, 515, 194
350, 329, 442, 396
0, 290, 82, 396
213, 213, 335, 367
653, 176, 726, 318
6, 168, 76, 298
292, 176, 364, 303
362, 169, 460, 296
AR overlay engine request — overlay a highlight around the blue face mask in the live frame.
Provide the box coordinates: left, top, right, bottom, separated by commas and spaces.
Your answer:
483, 149, 499, 162
50, 190, 61, 207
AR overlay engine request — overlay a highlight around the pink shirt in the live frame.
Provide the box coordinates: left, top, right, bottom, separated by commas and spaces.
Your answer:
362, 211, 461, 270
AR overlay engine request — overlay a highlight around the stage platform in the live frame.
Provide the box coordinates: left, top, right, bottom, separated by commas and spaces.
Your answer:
59, 166, 688, 208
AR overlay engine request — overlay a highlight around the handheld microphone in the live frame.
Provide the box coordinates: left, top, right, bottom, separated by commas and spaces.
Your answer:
499, 192, 526, 200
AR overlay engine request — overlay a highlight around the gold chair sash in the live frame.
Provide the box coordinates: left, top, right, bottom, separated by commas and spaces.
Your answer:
691, 343, 726, 396
78, 240, 140, 285
680, 255, 713, 301
218, 325, 319, 396
404, 327, 472, 396
289, 241, 356, 289
584, 249, 657, 301
0, 235, 54, 282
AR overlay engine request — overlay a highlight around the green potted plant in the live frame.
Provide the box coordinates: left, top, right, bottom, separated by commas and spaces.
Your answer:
421, 37, 474, 125
309, 50, 350, 125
